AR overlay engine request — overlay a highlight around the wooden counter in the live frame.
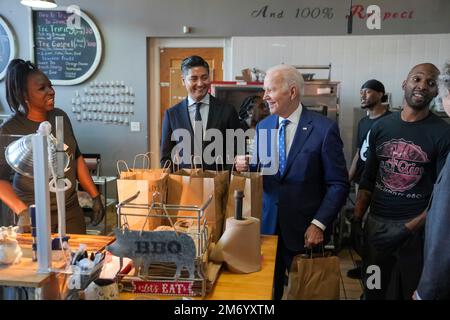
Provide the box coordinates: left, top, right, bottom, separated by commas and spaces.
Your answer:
15, 233, 115, 253
0, 234, 114, 299
207, 235, 277, 300
120, 235, 278, 300
1, 234, 277, 300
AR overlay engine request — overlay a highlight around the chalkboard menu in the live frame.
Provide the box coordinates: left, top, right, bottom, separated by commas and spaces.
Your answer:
0, 16, 16, 80
32, 8, 102, 85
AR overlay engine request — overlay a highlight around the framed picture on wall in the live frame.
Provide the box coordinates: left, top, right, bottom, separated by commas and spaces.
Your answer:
29, 6, 103, 85
0, 15, 16, 80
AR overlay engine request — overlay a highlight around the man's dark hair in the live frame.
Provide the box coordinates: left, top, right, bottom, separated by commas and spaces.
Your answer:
181, 55, 209, 77
5, 59, 40, 115
250, 99, 270, 128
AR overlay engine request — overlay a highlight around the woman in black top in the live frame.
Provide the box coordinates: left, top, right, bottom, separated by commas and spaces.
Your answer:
0, 59, 104, 233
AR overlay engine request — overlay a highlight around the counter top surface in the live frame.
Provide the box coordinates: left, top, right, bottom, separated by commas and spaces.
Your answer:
208, 235, 277, 300
1, 233, 277, 300
0, 234, 114, 288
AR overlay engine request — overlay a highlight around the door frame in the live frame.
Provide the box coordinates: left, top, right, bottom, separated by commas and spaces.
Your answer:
147, 37, 231, 168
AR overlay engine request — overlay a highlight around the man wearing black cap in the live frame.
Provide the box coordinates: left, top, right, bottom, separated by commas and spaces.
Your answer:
353, 63, 450, 300
347, 80, 390, 280
349, 80, 390, 188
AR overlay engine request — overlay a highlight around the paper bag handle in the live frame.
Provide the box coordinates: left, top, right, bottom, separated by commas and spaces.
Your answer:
133, 153, 150, 170
231, 156, 261, 174
215, 155, 224, 172
144, 151, 164, 169
172, 154, 181, 172
190, 155, 224, 172
162, 160, 171, 170
192, 155, 203, 170
305, 243, 325, 259
116, 160, 131, 175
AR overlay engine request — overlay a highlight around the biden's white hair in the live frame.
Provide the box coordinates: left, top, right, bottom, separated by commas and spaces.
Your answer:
266, 64, 305, 95
440, 61, 450, 89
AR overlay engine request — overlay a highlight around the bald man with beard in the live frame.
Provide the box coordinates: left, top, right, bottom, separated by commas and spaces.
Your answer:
353, 63, 450, 300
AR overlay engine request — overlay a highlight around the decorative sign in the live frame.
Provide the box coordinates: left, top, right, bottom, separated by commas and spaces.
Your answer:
0, 16, 16, 80
107, 228, 197, 279
31, 7, 102, 85
132, 280, 195, 296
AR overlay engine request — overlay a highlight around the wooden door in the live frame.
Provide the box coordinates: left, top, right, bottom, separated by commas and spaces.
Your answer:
159, 48, 223, 124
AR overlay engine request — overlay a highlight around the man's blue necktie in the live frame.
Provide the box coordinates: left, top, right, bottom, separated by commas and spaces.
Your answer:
278, 119, 290, 175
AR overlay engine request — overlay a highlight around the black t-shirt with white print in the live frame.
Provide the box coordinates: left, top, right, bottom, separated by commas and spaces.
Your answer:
354, 111, 391, 183
359, 111, 450, 220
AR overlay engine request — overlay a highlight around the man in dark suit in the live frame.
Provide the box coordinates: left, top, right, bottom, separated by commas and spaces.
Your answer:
160, 55, 241, 170
236, 64, 349, 300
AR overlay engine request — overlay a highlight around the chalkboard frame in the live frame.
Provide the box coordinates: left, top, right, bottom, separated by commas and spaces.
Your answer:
30, 7, 103, 86
0, 16, 16, 80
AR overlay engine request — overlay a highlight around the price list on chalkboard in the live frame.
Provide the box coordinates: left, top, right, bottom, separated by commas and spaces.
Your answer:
32, 9, 102, 85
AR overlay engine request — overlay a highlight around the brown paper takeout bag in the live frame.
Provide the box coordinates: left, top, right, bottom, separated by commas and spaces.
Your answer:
284, 252, 341, 300
167, 168, 229, 243
116, 154, 169, 231
225, 170, 262, 222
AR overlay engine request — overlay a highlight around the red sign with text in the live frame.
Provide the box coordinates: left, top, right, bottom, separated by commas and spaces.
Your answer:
131, 280, 195, 296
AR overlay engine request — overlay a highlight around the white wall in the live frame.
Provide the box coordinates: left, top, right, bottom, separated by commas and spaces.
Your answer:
230, 34, 450, 162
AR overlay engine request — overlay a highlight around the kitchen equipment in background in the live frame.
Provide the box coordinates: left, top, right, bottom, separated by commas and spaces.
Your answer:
294, 64, 340, 122
83, 153, 101, 178
294, 64, 332, 81
301, 79, 340, 122
211, 81, 265, 115
211, 77, 341, 123
302, 73, 315, 81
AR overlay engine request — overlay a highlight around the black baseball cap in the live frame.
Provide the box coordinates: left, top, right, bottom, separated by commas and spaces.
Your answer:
361, 79, 385, 93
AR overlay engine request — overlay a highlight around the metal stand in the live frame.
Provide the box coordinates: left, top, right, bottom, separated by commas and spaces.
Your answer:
32, 133, 52, 273
114, 192, 212, 297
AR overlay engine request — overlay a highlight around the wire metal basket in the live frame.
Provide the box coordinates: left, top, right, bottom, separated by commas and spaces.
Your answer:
113, 191, 213, 297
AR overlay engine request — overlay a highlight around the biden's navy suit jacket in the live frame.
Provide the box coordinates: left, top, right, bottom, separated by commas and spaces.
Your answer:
253, 108, 349, 251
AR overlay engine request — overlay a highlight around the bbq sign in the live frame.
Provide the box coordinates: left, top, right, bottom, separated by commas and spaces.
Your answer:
107, 228, 197, 279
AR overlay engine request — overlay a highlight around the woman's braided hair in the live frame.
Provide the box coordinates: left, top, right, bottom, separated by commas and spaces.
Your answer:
5, 59, 40, 115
